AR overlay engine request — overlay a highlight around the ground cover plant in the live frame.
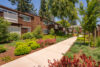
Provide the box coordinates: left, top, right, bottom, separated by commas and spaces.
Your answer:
65, 36, 100, 63
48, 54, 100, 67
0, 46, 7, 53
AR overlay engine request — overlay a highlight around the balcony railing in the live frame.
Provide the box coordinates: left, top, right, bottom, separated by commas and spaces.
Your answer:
4, 11, 18, 23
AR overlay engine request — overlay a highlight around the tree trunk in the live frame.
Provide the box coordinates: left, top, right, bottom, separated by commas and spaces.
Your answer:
93, 29, 96, 47
89, 32, 91, 47
84, 30, 85, 44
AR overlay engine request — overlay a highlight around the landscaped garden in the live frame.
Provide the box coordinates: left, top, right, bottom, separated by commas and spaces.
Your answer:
48, 35, 100, 67
0, 18, 72, 65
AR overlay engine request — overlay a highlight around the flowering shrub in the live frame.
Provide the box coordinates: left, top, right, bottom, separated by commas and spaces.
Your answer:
37, 39, 56, 47
48, 54, 100, 67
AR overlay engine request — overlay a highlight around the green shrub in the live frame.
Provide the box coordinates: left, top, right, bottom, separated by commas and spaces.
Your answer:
0, 46, 6, 53
9, 33, 20, 41
22, 32, 33, 40
15, 42, 26, 48
27, 41, 40, 50
32, 26, 43, 39
43, 35, 55, 39
96, 37, 100, 47
77, 37, 84, 41
50, 28, 55, 35
1, 56, 12, 62
0, 17, 11, 43
14, 45, 31, 56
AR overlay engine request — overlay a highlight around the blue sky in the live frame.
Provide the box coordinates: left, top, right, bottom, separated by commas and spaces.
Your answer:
0, 0, 87, 23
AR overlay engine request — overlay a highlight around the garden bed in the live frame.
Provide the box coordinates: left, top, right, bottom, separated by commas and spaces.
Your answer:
65, 41, 100, 63
0, 44, 50, 65
0, 35, 71, 65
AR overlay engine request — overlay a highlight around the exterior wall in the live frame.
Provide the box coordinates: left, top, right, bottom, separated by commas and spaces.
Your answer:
8, 26, 21, 34
0, 11, 3, 17
0, 5, 64, 35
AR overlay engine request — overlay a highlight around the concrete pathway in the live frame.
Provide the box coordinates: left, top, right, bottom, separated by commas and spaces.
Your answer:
0, 37, 77, 67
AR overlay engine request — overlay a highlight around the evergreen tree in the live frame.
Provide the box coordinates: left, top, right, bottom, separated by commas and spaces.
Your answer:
39, 0, 53, 20
9, 0, 37, 14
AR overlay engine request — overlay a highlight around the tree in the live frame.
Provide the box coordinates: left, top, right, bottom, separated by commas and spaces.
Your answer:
50, 28, 55, 35
79, 0, 100, 46
56, 20, 70, 29
39, 0, 53, 21
9, 0, 36, 14
47, 0, 79, 25
0, 17, 11, 43
32, 25, 42, 39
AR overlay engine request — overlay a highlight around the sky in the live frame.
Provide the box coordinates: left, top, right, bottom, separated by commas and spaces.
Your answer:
0, 0, 88, 24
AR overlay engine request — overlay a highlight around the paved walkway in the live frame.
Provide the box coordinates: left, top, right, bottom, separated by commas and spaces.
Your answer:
0, 37, 77, 67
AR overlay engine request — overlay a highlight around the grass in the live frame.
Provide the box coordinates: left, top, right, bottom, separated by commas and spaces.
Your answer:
56, 35, 71, 43
0, 40, 24, 47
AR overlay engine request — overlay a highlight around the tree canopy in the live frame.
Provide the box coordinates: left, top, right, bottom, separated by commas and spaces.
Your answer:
47, 0, 79, 25
39, 0, 54, 21
79, 0, 100, 33
56, 20, 70, 28
9, 0, 37, 14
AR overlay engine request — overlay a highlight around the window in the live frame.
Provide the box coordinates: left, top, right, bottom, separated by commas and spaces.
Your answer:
21, 15, 31, 22
43, 20, 48, 25
4, 11, 18, 23
43, 29, 49, 34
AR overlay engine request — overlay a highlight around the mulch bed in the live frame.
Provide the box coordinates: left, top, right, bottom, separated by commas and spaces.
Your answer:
0, 45, 49, 65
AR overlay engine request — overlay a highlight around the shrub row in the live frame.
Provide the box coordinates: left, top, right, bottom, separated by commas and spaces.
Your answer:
37, 39, 56, 47
14, 40, 40, 56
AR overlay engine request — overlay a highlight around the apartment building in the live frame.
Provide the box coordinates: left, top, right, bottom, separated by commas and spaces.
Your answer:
0, 5, 64, 35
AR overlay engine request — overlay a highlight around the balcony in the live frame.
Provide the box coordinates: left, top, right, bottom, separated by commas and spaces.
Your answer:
4, 11, 18, 23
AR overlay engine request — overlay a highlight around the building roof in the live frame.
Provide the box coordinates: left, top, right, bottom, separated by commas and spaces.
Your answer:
0, 5, 34, 17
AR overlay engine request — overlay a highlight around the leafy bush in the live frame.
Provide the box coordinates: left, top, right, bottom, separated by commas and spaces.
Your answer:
15, 42, 25, 48
50, 28, 55, 35
0, 17, 11, 43
32, 25, 42, 39
55, 30, 64, 36
8, 40, 23, 46
14, 45, 31, 56
77, 37, 84, 41
9, 33, 20, 41
22, 32, 33, 40
27, 41, 40, 50
0, 46, 6, 53
43, 35, 55, 39
37, 39, 45, 47
1, 56, 12, 62
96, 37, 100, 47
48, 54, 100, 67
37, 39, 56, 47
